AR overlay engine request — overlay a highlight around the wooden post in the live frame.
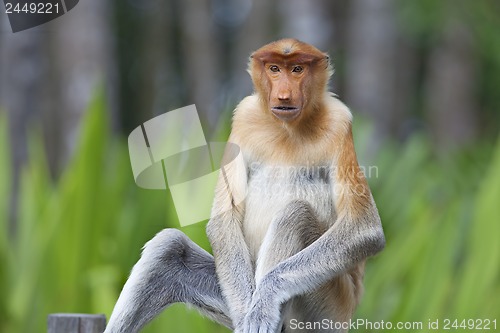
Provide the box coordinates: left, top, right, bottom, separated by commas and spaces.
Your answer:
48, 314, 106, 333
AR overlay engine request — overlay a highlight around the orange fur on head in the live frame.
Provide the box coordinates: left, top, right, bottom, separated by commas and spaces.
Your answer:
248, 39, 333, 125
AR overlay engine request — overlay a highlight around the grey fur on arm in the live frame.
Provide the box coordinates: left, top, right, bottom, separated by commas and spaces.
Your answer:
206, 146, 255, 329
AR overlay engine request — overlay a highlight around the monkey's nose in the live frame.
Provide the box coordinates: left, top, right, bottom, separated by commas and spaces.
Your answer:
278, 92, 291, 101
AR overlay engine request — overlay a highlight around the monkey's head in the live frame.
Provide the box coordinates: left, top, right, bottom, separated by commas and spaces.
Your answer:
249, 39, 332, 123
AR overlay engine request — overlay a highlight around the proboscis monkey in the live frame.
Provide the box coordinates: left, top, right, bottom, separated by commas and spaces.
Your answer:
104, 38, 385, 333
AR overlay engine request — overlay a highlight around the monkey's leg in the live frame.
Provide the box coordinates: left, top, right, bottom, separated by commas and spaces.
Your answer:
253, 201, 324, 333
255, 200, 323, 283
104, 229, 232, 333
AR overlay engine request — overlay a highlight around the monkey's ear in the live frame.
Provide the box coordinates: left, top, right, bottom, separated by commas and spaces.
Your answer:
324, 54, 331, 68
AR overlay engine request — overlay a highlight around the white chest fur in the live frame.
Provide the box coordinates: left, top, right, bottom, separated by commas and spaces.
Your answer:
242, 162, 335, 261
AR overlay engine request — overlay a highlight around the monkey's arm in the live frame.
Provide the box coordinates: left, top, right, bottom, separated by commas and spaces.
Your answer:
206, 141, 254, 328
242, 127, 385, 333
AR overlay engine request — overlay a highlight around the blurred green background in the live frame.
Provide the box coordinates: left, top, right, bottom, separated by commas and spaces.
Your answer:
1, 0, 499, 332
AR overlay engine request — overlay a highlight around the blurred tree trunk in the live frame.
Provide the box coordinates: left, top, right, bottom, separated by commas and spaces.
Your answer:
138, 0, 172, 118
393, 37, 418, 141
278, 0, 338, 92
345, 0, 398, 150
180, 0, 219, 136
279, 0, 332, 50
328, 0, 350, 94
424, 12, 478, 150
230, 0, 273, 102
0, 21, 49, 236
50, 0, 117, 173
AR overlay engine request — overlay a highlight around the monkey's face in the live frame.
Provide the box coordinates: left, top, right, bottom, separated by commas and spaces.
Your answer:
249, 39, 332, 124
265, 63, 307, 122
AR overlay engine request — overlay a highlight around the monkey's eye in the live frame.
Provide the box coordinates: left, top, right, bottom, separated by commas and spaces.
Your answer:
269, 65, 280, 72
292, 65, 303, 73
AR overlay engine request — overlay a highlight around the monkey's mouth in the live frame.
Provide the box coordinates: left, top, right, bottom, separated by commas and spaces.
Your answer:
271, 106, 301, 121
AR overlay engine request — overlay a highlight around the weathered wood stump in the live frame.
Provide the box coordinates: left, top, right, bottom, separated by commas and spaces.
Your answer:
48, 313, 106, 333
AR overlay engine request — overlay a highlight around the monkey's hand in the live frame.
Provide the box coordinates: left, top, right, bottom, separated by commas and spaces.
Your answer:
238, 277, 282, 333
239, 301, 280, 333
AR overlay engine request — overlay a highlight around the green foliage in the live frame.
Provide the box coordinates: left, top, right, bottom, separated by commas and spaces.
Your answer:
0, 95, 224, 333
0, 98, 499, 332
356, 133, 500, 331
0, 111, 12, 332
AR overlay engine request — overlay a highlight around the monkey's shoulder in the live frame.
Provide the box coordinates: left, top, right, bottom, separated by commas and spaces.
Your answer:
323, 93, 353, 125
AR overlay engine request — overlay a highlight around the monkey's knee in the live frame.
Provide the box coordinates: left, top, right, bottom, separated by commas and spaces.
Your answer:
142, 228, 214, 274
141, 228, 190, 263
255, 201, 320, 280
274, 200, 316, 230
271, 200, 323, 246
